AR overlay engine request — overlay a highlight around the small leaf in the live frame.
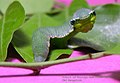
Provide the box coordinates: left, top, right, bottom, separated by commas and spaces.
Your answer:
12, 13, 60, 62
53, 0, 90, 23
0, 13, 2, 20
68, 0, 90, 16
70, 4, 120, 53
0, 1, 25, 61
106, 44, 120, 54
48, 49, 73, 61
0, 0, 54, 14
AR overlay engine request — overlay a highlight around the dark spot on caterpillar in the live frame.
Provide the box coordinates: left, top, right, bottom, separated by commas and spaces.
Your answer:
93, 11, 96, 16
70, 20, 75, 25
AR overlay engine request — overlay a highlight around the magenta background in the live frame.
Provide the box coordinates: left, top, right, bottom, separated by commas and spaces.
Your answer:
58, 0, 120, 6
1, 0, 120, 83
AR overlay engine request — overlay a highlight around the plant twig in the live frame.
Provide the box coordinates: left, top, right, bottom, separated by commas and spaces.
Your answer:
0, 52, 107, 74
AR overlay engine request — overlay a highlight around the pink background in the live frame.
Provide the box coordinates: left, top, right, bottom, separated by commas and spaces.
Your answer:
1, 0, 120, 83
58, 0, 120, 6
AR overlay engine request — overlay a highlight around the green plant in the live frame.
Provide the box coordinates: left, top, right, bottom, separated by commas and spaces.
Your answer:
0, 0, 120, 74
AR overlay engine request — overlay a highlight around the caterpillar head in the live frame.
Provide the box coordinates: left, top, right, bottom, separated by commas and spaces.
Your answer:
70, 8, 96, 33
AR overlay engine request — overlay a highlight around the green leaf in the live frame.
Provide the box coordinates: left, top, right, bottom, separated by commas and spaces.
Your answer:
48, 49, 73, 61
53, 0, 90, 23
12, 13, 61, 62
70, 4, 120, 53
0, 1, 25, 61
0, 0, 54, 14
105, 44, 120, 54
68, 0, 90, 16
0, 12, 2, 20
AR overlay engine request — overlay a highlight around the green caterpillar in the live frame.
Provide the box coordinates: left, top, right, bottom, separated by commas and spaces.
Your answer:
32, 8, 96, 62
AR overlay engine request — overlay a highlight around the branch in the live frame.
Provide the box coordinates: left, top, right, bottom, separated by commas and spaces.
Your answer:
0, 52, 107, 74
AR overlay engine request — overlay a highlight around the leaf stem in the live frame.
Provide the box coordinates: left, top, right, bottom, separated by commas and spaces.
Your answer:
0, 52, 107, 73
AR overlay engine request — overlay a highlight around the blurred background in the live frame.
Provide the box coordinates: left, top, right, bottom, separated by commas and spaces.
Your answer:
57, 0, 120, 6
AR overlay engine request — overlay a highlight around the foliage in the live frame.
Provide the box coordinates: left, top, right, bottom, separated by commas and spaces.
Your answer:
0, 0, 120, 63
0, 0, 54, 14
0, 1, 25, 61
71, 4, 120, 54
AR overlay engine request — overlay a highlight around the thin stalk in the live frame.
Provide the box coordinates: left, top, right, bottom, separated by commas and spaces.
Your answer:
0, 52, 107, 74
